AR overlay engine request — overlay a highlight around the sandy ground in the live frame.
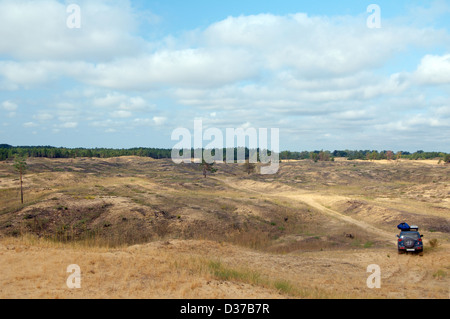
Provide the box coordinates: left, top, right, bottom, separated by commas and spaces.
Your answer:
0, 238, 284, 299
0, 237, 448, 299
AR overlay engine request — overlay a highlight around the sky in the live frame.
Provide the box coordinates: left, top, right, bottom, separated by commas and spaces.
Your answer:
0, 0, 449, 152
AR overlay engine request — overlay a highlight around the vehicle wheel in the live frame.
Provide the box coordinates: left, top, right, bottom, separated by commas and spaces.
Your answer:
398, 250, 404, 255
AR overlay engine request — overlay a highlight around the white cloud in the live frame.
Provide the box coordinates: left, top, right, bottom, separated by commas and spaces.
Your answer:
110, 110, 132, 118
133, 117, 167, 126
55, 109, 80, 123
93, 93, 154, 111
33, 113, 54, 121
81, 48, 258, 90
333, 109, 373, 121
0, 61, 65, 87
23, 122, 37, 128
434, 105, 450, 118
152, 116, 167, 126
90, 119, 121, 128
2, 100, 18, 111
414, 54, 450, 85
59, 122, 78, 129
1, 10, 447, 94
93, 93, 126, 108
56, 102, 77, 109
53, 13, 445, 92
203, 13, 448, 78
0, 0, 147, 61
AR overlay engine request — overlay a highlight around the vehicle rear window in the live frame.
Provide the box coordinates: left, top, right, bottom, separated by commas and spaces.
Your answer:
400, 232, 420, 239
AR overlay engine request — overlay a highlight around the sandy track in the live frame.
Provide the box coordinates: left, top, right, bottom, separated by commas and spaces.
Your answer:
218, 177, 396, 244
281, 193, 396, 244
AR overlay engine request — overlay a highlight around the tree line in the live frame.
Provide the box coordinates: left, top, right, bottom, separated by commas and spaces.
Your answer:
0, 145, 272, 162
0, 145, 173, 161
280, 149, 450, 162
0, 144, 449, 163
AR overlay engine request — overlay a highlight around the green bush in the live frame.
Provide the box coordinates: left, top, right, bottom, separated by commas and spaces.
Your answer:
444, 154, 450, 163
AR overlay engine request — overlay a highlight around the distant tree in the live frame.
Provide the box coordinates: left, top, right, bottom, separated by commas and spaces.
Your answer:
366, 151, 378, 161
310, 152, 319, 163
318, 150, 330, 162
243, 160, 256, 175
332, 150, 348, 158
386, 150, 394, 161
14, 154, 27, 204
199, 159, 217, 178
444, 154, 450, 164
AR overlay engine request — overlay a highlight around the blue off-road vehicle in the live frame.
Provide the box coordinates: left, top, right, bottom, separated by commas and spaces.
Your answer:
397, 223, 424, 254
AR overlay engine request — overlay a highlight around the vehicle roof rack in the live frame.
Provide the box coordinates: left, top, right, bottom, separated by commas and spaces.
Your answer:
409, 225, 419, 230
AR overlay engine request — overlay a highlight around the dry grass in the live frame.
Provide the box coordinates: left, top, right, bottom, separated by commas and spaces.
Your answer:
0, 236, 284, 299
0, 157, 449, 299
2, 235, 448, 299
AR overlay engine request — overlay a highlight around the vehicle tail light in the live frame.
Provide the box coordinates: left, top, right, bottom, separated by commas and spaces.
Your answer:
398, 239, 402, 242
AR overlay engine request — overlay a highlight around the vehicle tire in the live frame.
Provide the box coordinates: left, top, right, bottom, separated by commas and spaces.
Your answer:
398, 249, 404, 254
